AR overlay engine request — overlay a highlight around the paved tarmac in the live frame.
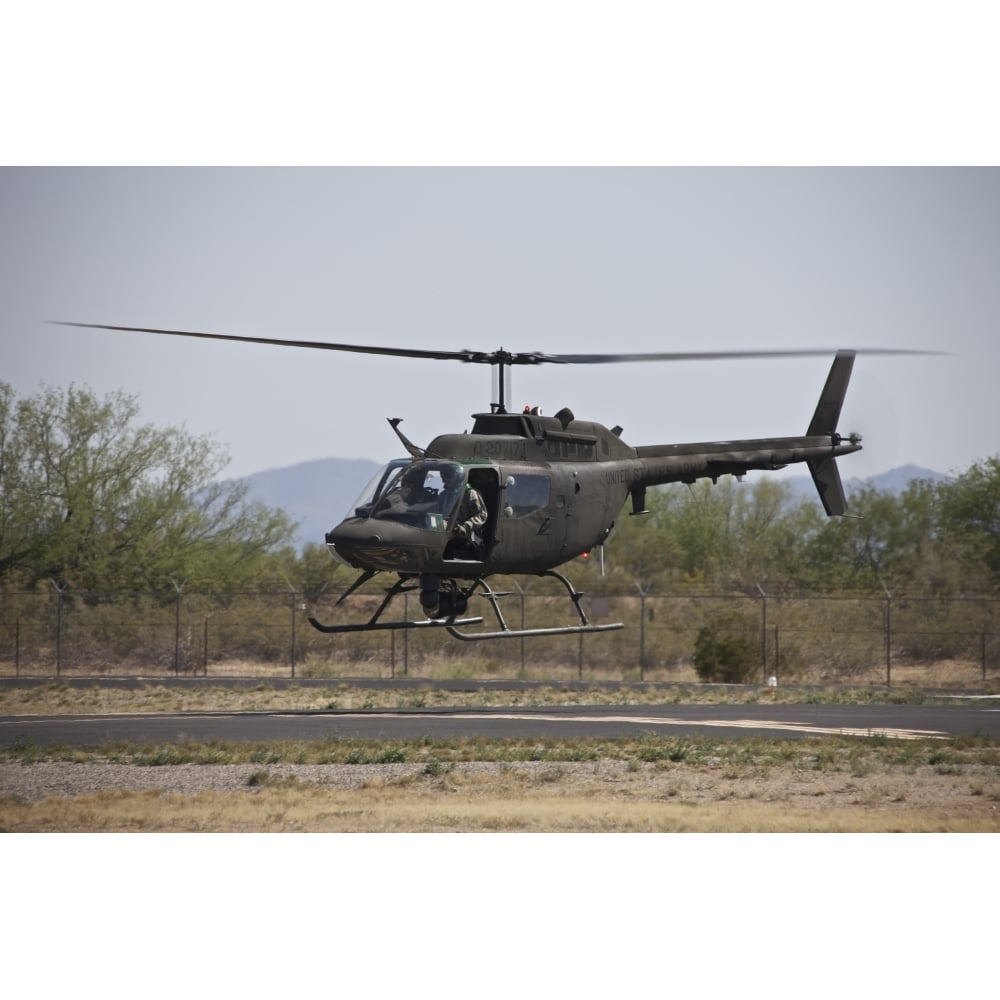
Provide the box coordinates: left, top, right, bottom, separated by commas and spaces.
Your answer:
2, 700, 998, 746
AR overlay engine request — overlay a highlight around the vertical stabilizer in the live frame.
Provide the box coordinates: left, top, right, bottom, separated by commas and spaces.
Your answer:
808, 456, 848, 516
807, 350, 855, 436
806, 351, 855, 516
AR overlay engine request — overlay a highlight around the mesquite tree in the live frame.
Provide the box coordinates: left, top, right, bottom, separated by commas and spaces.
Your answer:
0, 382, 294, 594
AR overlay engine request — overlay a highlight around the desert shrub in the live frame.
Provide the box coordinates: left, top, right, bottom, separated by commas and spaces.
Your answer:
693, 612, 759, 683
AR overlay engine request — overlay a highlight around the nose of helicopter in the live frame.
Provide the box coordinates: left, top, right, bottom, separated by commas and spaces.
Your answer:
325, 518, 431, 572
325, 519, 383, 567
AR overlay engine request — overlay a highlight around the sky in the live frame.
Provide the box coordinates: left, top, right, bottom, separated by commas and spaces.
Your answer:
2, 167, 997, 481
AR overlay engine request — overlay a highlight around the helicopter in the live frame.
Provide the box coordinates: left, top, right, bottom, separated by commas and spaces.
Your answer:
54, 322, 930, 640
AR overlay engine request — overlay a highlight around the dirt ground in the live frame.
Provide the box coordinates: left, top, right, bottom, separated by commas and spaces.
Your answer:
3, 752, 999, 831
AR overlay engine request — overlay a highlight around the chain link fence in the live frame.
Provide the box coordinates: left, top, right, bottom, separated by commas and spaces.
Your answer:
2, 586, 997, 687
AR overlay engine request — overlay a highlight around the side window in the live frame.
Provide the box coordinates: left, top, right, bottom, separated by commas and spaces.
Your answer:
504, 475, 551, 518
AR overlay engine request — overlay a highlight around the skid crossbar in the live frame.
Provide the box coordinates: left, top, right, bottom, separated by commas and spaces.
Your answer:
308, 567, 622, 640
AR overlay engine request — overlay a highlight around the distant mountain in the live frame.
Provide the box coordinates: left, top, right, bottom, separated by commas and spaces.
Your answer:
242, 457, 383, 549
784, 464, 951, 508
860, 464, 952, 493
239, 458, 951, 549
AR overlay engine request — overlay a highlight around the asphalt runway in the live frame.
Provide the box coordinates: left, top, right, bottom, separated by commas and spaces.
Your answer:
2, 701, 998, 746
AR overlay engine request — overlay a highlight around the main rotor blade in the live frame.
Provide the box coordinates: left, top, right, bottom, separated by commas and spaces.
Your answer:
546, 347, 946, 363
49, 322, 481, 363
51, 322, 946, 365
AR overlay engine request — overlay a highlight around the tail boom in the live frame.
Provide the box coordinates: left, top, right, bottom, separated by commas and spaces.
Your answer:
629, 351, 862, 516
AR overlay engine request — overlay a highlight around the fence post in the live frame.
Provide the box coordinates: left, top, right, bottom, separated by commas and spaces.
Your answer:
635, 582, 649, 681
774, 624, 779, 684
882, 584, 892, 688
520, 588, 526, 676
403, 592, 409, 676
513, 581, 527, 676
51, 580, 66, 678
172, 579, 187, 675
756, 583, 767, 685
289, 586, 297, 678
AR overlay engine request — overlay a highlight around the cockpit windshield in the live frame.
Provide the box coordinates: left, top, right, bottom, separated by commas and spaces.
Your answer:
347, 458, 412, 520
367, 460, 467, 530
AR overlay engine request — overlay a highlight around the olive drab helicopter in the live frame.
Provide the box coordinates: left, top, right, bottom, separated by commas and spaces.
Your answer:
54, 322, 932, 641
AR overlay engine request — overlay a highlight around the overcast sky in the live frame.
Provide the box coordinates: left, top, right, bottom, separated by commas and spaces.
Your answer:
2, 167, 996, 482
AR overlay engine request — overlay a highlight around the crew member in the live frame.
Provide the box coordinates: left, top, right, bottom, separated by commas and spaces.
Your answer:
443, 466, 487, 557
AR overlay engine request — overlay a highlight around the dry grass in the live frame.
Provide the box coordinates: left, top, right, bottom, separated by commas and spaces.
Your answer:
3, 652, 997, 689
3, 769, 998, 832
837, 658, 994, 689
3, 741, 999, 832
1, 675, 989, 718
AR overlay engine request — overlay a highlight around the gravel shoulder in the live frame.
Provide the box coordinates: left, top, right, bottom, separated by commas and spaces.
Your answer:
1, 759, 630, 801
3, 757, 999, 834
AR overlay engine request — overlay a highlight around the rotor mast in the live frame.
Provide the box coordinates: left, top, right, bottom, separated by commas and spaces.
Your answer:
491, 350, 513, 413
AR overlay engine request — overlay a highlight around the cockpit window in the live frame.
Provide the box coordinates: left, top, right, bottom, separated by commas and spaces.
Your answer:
348, 458, 411, 519
368, 460, 466, 529
504, 474, 550, 517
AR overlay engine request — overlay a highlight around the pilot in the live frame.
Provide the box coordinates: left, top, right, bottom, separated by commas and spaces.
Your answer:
400, 469, 430, 504
399, 468, 438, 510
442, 465, 488, 556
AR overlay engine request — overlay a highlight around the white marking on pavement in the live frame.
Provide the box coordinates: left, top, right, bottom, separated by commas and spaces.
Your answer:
343, 712, 948, 740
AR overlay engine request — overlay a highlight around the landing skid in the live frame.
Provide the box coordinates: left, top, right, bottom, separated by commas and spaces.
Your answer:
307, 615, 484, 635
446, 570, 624, 641
447, 622, 623, 641
307, 568, 623, 640
308, 575, 481, 635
